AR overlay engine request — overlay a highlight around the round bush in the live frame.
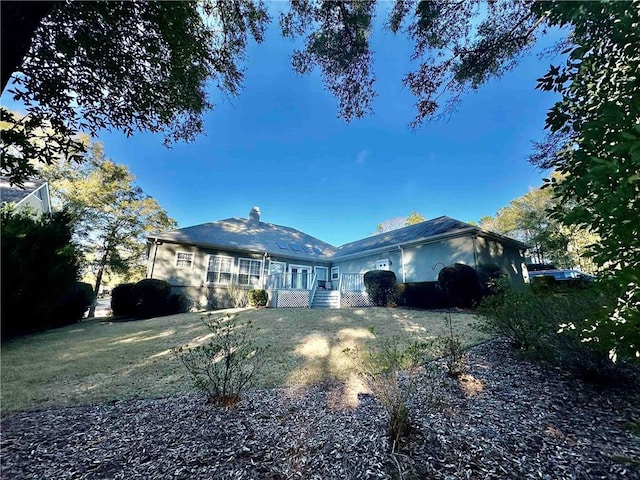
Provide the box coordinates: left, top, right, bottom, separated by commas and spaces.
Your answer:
111, 283, 136, 318
52, 282, 96, 325
364, 270, 397, 306
132, 279, 172, 319
247, 289, 268, 307
437, 263, 483, 308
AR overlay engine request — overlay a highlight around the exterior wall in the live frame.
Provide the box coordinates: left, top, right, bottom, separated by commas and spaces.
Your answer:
475, 236, 526, 285
15, 184, 51, 217
147, 242, 268, 309
332, 236, 477, 284
147, 242, 332, 309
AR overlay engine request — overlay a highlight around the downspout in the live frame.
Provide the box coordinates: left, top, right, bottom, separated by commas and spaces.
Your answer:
472, 234, 478, 271
397, 245, 406, 283
150, 239, 163, 279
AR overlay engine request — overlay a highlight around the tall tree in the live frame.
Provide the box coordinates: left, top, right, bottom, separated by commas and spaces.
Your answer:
42, 143, 177, 315
375, 210, 425, 234
1, 0, 269, 184
480, 178, 598, 271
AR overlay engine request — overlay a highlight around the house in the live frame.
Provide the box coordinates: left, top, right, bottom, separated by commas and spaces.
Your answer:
147, 207, 528, 308
0, 177, 52, 217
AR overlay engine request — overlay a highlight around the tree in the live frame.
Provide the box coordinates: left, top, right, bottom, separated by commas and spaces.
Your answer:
375, 210, 425, 234
41, 142, 177, 316
1, 205, 81, 337
1, 0, 270, 184
281, 0, 638, 360
530, 2, 640, 361
479, 177, 598, 271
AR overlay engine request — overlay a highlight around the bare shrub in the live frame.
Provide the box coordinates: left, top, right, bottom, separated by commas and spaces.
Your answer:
174, 314, 267, 406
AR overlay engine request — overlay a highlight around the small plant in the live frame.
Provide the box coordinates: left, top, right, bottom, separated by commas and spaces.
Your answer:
441, 310, 466, 378
345, 330, 430, 451
174, 314, 267, 406
247, 289, 268, 307
227, 283, 248, 308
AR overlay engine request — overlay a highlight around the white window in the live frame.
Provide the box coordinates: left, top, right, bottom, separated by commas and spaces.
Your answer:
331, 267, 339, 280
238, 258, 262, 286
175, 252, 194, 268
207, 255, 234, 284
376, 258, 389, 270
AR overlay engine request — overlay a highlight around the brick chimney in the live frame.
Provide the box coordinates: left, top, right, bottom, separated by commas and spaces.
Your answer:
248, 206, 260, 226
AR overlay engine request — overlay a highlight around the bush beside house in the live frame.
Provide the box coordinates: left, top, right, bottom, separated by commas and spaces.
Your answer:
111, 279, 189, 319
437, 263, 483, 308
364, 270, 397, 307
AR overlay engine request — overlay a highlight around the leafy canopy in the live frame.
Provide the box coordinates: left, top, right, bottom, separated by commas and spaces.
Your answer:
40, 142, 177, 297
2, 0, 270, 185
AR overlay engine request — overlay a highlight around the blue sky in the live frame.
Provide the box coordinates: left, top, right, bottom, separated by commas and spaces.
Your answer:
5, 6, 561, 247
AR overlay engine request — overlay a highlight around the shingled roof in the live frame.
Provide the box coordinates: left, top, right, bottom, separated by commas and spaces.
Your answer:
150, 210, 337, 262
0, 177, 47, 205
151, 210, 528, 261
333, 216, 476, 258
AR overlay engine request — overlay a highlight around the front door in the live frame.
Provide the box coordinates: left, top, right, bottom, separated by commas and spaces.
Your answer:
290, 265, 312, 289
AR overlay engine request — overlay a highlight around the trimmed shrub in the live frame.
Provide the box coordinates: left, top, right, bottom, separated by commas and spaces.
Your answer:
394, 282, 446, 309
437, 263, 483, 308
132, 279, 172, 319
111, 283, 136, 318
247, 289, 268, 307
167, 293, 190, 314
364, 270, 397, 306
52, 282, 96, 325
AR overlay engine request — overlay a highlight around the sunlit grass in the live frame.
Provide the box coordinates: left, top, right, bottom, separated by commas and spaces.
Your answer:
0, 307, 488, 413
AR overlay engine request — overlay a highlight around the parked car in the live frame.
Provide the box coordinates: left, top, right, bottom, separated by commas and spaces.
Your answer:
528, 269, 595, 282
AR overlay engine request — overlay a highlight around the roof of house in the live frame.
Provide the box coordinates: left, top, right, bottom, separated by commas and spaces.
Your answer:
333, 216, 477, 258
150, 210, 528, 261
150, 215, 338, 261
0, 177, 47, 205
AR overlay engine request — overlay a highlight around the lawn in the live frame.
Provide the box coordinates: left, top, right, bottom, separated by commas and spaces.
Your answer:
1, 307, 488, 413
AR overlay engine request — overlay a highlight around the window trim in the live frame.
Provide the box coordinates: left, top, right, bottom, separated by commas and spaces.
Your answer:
205, 254, 235, 285
175, 251, 195, 269
331, 266, 339, 280
375, 258, 389, 271
237, 257, 263, 287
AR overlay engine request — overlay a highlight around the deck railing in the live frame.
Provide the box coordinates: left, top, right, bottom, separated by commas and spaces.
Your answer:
340, 273, 365, 292
266, 272, 314, 290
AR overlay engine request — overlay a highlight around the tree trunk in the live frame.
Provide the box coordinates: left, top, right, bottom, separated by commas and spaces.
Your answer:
88, 253, 108, 317
1, 1, 54, 92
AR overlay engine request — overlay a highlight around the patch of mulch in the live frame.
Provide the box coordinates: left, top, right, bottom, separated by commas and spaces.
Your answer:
2, 340, 639, 479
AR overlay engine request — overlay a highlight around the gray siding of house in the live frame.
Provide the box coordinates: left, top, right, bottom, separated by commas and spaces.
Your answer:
148, 243, 333, 308
332, 236, 477, 284
475, 236, 526, 285
147, 242, 268, 308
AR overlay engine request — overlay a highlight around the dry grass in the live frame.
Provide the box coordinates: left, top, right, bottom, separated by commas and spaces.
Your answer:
1, 307, 488, 413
